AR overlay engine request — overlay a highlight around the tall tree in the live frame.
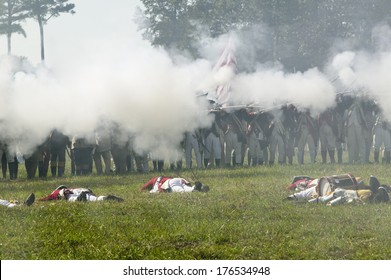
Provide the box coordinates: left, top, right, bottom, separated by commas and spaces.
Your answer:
140, 0, 196, 55
24, 0, 75, 62
138, 0, 391, 71
0, 0, 29, 55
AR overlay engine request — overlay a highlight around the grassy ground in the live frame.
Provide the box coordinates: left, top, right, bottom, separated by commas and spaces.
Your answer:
1, 162, 391, 260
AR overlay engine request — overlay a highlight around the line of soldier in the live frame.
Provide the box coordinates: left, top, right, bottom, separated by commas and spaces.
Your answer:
0, 94, 389, 180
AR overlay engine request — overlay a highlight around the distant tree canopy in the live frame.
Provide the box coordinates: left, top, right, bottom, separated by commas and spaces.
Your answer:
24, 0, 75, 62
0, 0, 75, 61
139, 0, 391, 71
0, 0, 29, 54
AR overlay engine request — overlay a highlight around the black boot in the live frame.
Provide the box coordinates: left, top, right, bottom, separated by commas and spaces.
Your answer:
374, 150, 380, 163
215, 159, 221, 168
2, 154, 7, 178
51, 166, 57, 177
8, 162, 16, 180
157, 160, 164, 172
328, 150, 336, 164
337, 148, 343, 164
321, 150, 327, 164
58, 167, 64, 177
204, 158, 209, 168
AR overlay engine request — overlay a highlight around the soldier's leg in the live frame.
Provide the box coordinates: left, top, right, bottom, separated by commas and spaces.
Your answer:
297, 134, 306, 165
50, 149, 58, 177
58, 148, 66, 177
347, 127, 356, 164
328, 149, 336, 163
358, 126, 368, 164
157, 160, 164, 172
213, 136, 222, 168
224, 132, 234, 167
308, 137, 316, 164
192, 139, 202, 169
321, 150, 327, 164
24, 156, 33, 179
373, 129, 382, 164
1, 152, 7, 178
277, 135, 286, 165
184, 138, 193, 169
234, 134, 243, 166
93, 152, 103, 175
383, 129, 391, 164
8, 157, 16, 180
102, 151, 112, 174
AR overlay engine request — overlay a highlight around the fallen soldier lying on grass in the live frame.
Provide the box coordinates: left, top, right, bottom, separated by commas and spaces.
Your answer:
285, 173, 390, 205
141, 176, 210, 193
38, 185, 124, 202
0, 193, 35, 208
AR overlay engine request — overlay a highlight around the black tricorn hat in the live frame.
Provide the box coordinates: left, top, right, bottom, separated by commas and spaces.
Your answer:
369, 175, 380, 193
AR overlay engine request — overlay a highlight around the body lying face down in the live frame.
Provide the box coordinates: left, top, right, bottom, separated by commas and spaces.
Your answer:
142, 176, 210, 193
38, 185, 123, 202
286, 174, 390, 206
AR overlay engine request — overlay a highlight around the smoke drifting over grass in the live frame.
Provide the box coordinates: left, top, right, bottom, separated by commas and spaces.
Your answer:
0, 41, 214, 158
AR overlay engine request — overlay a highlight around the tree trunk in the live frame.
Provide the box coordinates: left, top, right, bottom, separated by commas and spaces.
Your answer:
7, 3, 11, 55
38, 15, 45, 62
7, 33, 11, 55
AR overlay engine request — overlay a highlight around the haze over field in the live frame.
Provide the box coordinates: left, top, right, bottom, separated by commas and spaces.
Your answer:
1, 0, 391, 159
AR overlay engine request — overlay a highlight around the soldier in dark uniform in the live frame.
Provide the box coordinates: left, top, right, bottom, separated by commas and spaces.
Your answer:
0, 142, 9, 179
110, 124, 129, 175
283, 104, 298, 165
24, 147, 41, 179
296, 110, 318, 164
49, 129, 70, 177
71, 135, 94, 176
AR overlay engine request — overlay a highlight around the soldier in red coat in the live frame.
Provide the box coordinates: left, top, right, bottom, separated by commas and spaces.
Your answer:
141, 176, 209, 193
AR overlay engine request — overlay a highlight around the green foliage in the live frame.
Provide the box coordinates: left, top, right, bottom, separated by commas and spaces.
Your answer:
24, 0, 75, 23
0, 0, 29, 54
1, 163, 391, 260
138, 0, 391, 71
23, 0, 75, 61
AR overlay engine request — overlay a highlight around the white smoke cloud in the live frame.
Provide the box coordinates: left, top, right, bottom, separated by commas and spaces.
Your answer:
199, 30, 337, 116
0, 38, 214, 159
3, 4, 391, 162
329, 24, 391, 119
230, 67, 336, 115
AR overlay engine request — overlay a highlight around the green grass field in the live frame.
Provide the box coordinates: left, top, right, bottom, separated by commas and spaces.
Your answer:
1, 162, 391, 260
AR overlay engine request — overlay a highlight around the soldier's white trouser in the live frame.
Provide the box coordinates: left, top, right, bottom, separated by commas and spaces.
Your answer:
319, 123, 336, 151
0, 199, 17, 208
204, 133, 221, 160
297, 127, 316, 163
248, 132, 262, 163
347, 124, 367, 163
185, 134, 202, 169
373, 126, 391, 151
269, 131, 285, 163
224, 130, 242, 165
67, 193, 106, 202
